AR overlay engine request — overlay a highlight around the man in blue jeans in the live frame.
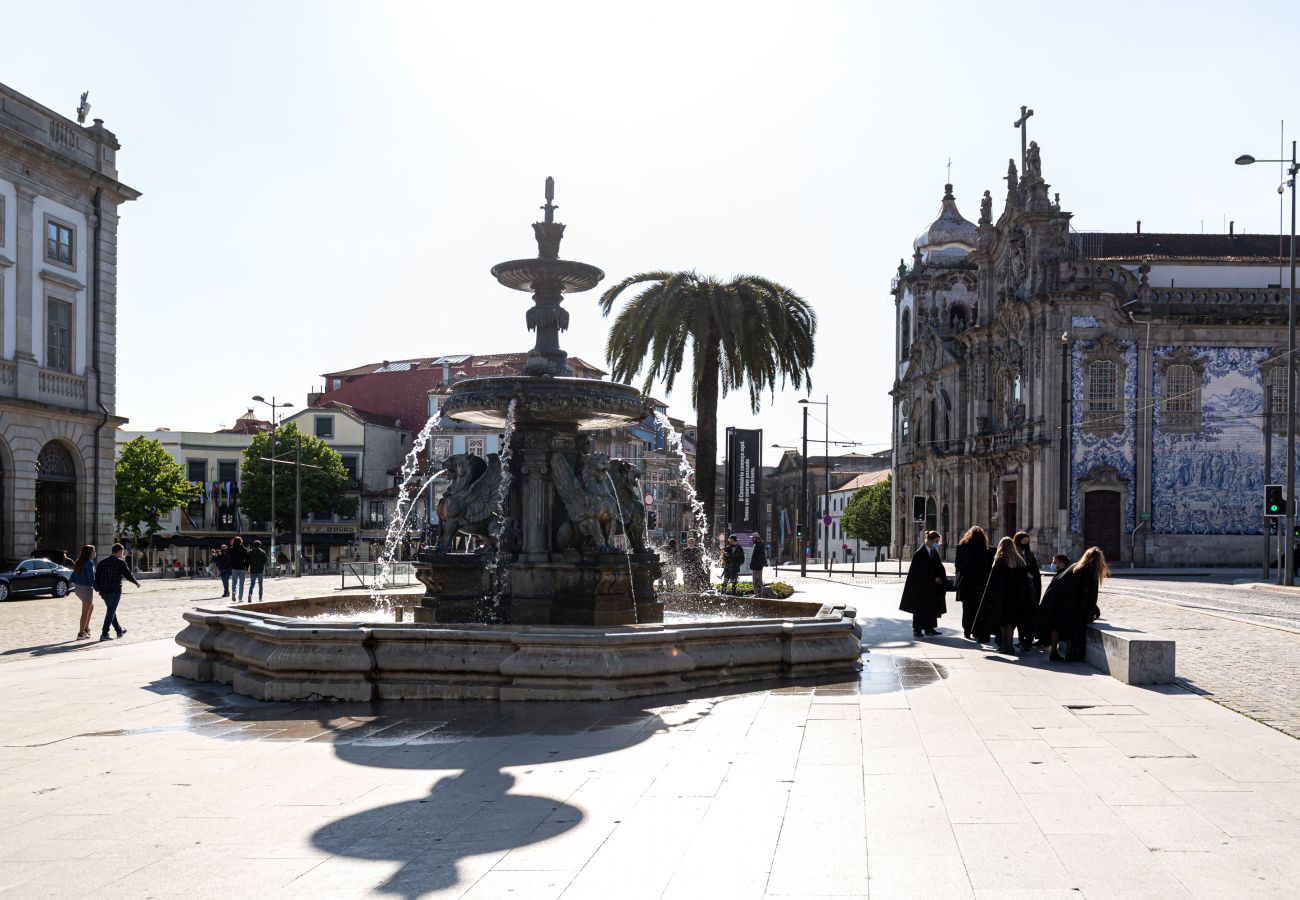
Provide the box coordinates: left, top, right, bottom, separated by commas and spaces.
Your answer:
94, 543, 139, 641
247, 539, 268, 601
227, 536, 250, 602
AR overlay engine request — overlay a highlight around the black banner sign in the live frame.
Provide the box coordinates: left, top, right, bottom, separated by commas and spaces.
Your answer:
726, 428, 763, 535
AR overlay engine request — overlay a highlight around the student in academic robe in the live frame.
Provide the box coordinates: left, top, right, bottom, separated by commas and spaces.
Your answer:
982, 536, 1031, 654
1040, 546, 1107, 661
954, 526, 994, 641
900, 530, 948, 637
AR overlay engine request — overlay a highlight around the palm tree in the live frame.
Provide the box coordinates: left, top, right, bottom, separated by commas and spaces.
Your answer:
599, 271, 817, 537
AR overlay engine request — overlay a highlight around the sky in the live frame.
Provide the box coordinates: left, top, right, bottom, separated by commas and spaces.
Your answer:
6, 0, 1300, 464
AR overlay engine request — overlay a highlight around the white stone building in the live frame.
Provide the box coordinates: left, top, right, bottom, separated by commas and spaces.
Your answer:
0, 83, 139, 561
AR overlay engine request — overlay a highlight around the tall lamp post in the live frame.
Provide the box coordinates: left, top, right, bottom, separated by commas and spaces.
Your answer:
252, 395, 293, 576
1237, 144, 1298, 585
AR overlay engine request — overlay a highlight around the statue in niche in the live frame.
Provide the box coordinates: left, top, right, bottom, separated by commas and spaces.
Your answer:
610, 459, 648, 553
979, 190, 993, 226
552, 449, 618, 551
436, 454, 503, 551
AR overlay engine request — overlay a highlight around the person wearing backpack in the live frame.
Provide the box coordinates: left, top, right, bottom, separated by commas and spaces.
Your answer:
95, 543, 139, 641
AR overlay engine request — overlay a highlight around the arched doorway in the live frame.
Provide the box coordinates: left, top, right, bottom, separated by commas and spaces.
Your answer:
35, 442, 77, 555
0, 450, 6, 559
1083, 490, 1122, 561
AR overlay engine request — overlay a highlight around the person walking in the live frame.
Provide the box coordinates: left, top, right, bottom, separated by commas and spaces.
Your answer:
94, 543, 139, 641
70, 544, 96, 640
954, 527, 994, 641
720, 535, 745, 595
680, 536, 708, 593
980, 536, 1031, 654
1013, 531, 1043, 651
214, 545, 232, 596
247, 539, 268, 602
227, 536, 250, 602
750, 532, 768, 597
1040, 546, 1107, 661
900, 530, 947, 637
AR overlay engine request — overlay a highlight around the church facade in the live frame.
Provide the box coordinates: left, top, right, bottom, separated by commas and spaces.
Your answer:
892, 138, 1293, 566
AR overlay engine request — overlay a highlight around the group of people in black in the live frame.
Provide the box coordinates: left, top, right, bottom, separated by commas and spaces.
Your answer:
900, 527, 1108, 662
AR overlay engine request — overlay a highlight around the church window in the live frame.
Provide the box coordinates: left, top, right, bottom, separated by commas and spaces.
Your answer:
1162, 363, 1201, 433
928, 399, 937, 448
900, 310, 911, 361
1265, 363, 1291, 434
1087, 361, 1118, 413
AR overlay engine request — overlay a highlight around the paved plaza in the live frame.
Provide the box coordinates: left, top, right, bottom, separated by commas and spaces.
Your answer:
3, 575, 1299, 898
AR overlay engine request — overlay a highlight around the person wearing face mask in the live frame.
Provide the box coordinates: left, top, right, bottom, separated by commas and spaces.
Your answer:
1013, 531, 1042, 652
900, 531, 948, 637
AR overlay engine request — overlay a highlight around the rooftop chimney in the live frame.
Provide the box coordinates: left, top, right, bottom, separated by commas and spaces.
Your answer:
1230, 220, 1235, 236
1136, 220, 1142, 234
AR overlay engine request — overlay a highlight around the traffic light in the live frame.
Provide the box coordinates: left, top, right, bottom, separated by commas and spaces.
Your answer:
648, 511, 657, 529
1266, 484, 1285, 517
912, 495, 926, 522
796, 522, 803, 537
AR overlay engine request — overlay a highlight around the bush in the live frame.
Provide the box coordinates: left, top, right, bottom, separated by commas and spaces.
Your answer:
711, 581, 795, 599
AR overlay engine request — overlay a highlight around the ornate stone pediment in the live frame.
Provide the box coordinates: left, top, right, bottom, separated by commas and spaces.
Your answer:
1079, 464, 1127, 488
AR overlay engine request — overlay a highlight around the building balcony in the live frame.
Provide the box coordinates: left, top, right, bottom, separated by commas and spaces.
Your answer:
39, 369, 87, 403
971, 422, 1042, 456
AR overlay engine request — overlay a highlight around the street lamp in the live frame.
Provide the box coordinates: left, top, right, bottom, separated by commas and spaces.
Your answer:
800, 397, 835, 572
252, 395, 294, 576
1237, 144, 1298, 585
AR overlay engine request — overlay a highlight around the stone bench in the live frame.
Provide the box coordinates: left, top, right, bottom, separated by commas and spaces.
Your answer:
1085, 623, 1175, 685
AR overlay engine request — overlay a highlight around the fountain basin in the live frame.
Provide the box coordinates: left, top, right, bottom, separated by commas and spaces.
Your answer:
490, 257, 604, 292
440, 376, 650, 430
172, 593, 862, 702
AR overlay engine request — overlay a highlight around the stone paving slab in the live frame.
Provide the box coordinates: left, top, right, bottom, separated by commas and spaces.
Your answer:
1, 577, 1299, 897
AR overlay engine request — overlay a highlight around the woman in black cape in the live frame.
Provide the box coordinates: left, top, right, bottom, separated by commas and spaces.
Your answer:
1040, 546, 1107, 661
977, 536, 1031, 654
1013, 531, 1043, 651
954, 526, 994, 641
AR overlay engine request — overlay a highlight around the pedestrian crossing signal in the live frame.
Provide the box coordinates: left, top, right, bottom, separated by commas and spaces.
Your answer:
1266, 484, 1285, 517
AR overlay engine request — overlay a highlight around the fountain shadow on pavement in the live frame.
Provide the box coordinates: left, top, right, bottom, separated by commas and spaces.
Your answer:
144, 675, 733, 897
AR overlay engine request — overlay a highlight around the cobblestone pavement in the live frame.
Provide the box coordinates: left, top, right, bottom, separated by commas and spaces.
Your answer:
0, 575, 418, 665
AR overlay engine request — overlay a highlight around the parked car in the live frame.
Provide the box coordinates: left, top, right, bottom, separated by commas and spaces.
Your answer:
0, 558, 74, 601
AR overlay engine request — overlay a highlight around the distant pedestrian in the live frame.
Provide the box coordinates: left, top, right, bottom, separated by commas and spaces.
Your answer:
955, 527, 994, 641
94, 543, 139, 641
1040, 547, 1107, 662
750, 533, 768, 597
720, 535, 744, 594
214, 544, 232, 596
247, 539, 268, 602
1014, 531, 1043, 652
71, 544, 96, 641
980, 537, 1031, 654
657, 539, 679, 589
680, 536, 708, 593
228, 536, 250, 602
900, 530, 947, 637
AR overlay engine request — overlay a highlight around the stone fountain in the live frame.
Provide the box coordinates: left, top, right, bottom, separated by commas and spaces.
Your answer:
170, 181, 862, 702
415, 178, 660, 626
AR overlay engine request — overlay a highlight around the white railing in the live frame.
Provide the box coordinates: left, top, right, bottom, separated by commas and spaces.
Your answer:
39, 370, 87, 401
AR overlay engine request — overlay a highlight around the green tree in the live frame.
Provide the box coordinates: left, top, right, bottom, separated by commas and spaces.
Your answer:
599, 272, 816, 533
841, 475, 892, 549
115, 436, 201, 551
239, 423, 356, 533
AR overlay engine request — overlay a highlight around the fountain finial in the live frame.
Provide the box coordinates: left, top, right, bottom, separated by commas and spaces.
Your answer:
533, 176, 565, 259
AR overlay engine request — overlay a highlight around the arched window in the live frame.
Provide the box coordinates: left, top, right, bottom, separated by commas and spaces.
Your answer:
1163, 363, 1200, 432
900, 309, 911, 361
928, 399, 937, 449
911, 401, 923, 446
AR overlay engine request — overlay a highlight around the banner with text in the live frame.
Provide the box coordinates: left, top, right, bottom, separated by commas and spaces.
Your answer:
726, 428, 764, 535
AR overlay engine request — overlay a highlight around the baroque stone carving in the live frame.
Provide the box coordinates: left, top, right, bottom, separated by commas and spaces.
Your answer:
436, 453, 504, 550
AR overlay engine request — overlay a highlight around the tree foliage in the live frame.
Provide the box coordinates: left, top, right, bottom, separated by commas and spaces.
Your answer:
115, 436, 200, 548
840, 475, 892, 548
239, 422, 356, 533
599, 271, 816, 533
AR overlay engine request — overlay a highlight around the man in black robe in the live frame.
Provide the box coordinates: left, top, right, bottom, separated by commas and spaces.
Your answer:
900, 530, 948, 637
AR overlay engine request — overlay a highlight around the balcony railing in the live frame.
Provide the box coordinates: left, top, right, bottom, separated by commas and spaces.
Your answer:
39, 369, 87, 402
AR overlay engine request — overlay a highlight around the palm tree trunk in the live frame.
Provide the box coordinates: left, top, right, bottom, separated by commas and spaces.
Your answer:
695, 342, 721, 542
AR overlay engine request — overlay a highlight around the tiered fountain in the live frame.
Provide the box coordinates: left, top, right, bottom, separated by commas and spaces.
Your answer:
171, 182, 862, 702
415, 177, 661, 626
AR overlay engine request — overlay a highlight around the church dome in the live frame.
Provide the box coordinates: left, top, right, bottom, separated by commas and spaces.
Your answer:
913, 184, 977, 261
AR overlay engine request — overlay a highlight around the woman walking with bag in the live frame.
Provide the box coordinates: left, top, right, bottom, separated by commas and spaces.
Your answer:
71, 545, 96, 640
954, 527, 994, 641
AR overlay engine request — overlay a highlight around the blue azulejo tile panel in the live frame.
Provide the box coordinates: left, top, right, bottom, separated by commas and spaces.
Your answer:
1152, 346, 1279, 535
1070, 339, 1137, 533
1071, 315, 1101, 329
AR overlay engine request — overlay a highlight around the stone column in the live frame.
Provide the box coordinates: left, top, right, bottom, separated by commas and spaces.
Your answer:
518, 452, 551, 559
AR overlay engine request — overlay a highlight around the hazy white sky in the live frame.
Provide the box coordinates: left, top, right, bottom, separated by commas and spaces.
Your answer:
6, 0, 1299, 463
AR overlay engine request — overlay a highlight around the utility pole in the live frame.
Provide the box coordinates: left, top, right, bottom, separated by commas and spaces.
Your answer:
294, 432, 302, 577
800, 404, 809, 578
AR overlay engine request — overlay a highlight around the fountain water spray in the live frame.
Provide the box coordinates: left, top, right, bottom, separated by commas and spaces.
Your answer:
373, 414, 442, 605
485, 398, 519, 613
605, 470, 639, 623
